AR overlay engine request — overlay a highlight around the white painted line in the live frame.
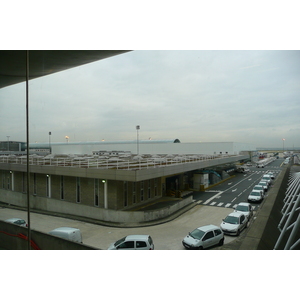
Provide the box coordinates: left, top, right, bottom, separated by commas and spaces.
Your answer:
231, 197, 237, 202
232, 189, 237, 192
210, 202, 216, 206
203, 199, 211, 204
225, 203, 231, 208
217, 202, 224, 207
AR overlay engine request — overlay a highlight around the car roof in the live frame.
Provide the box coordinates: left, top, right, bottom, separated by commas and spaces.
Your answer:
125, 235, 150, 241
5, 218, 24, 222
50, 227, 79, 232
236, 202, 249, 207
196, 224, 220, 231
227, 211, 244, 217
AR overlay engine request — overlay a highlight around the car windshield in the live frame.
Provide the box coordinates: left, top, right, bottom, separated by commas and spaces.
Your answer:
236, 205, 248, 212
224, 216, 239, 224
114, 237, 126, 247
189, 229, 205, 240
255, 186, 263, 189
250, 191, 261, 196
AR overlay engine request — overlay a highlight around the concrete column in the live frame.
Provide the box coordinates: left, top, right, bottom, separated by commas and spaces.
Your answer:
102, 180, 108, 209
10, 171, 14, 191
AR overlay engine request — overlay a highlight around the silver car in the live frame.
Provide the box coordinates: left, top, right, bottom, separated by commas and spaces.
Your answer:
220, 212, 248, 236
108, 235, 154, 250
234, 202, 253, 220
5, 218, 27, 227
182, 224, 224, 250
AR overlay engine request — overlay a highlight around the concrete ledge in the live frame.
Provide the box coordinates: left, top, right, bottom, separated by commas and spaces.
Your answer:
238, 165, 290, 250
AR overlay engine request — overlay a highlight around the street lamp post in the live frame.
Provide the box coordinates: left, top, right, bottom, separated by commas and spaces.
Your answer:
282, 138, 285, 152
136, 125, 140, 155
49, 132, 51, 154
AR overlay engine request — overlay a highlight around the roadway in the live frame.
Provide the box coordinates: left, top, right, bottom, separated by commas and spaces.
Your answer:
193, 158, 283, 211
0, 158, 284, 250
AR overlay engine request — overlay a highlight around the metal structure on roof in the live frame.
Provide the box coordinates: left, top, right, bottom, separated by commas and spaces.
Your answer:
27, 139, 181, 149
0, 50, 130, 89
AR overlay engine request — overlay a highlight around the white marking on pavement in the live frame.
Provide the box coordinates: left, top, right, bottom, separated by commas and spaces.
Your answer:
217, 202, 224, 207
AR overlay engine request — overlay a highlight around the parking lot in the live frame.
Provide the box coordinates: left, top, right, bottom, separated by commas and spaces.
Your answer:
0, 204, 238, 249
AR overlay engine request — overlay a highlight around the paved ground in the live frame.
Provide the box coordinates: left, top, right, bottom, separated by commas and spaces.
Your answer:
0, 204, 238, 250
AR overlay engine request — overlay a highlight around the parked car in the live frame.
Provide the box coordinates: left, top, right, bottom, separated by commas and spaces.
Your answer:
234, 202, 254, 220
220, 212, 248, 236
48, 227, 82, 243
252, 184, 265, 196
267, 171, 275, 179
258, 181, 268, 191
5, 218, 27, 227
261, 174, 272, 185
182, 224, 224, 249
246, 162, 252, 166
248, 190, 264, 203
108, 235, 154, 250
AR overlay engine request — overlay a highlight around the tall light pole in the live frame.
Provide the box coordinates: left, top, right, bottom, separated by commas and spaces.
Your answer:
49, 131, 51, 154
282, 138, 285, 152
136, 125, 140, 155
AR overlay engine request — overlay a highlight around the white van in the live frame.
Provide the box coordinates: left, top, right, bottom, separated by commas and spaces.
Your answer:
49, 227, 82, 243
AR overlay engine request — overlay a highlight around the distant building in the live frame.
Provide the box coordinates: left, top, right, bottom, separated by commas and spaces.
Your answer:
0, 140, 255, 224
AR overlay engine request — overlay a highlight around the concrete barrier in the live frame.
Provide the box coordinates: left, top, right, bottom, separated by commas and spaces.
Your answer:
0, 189, 193, 225
238, 165, 290, 250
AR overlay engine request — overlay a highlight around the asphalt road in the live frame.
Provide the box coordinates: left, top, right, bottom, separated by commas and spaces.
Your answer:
194, 158, 283, 211
0, 158, 284, 250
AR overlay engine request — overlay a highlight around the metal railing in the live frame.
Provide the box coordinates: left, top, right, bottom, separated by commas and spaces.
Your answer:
0, 153, 238, 171
274, 170, 300, 250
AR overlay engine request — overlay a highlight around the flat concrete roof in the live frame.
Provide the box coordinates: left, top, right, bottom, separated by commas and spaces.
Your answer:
0, 154, 248, 181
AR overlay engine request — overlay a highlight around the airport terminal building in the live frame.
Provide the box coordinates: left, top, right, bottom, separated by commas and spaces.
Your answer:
0, 140, 255, 224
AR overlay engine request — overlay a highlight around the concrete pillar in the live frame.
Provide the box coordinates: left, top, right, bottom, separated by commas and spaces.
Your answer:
102, 180, 108, 209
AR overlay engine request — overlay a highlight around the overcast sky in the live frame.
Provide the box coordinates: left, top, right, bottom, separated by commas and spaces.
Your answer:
1, 50, 300, 148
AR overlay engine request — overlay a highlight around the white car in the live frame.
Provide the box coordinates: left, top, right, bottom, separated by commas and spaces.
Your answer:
108, 235, 154, 250
261, 174, 272, 185
220, 212, 248, 236
248, 190, 264, 203
234, 202, 254, 220
267, 172, 275, 179
252, 184, 265, 196
258, 181, 268, 191
5, 218, 27, 227
182, 224, 224, 249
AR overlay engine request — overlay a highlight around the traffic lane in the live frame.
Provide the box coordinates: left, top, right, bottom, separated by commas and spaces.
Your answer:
0, 205, 235, 250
